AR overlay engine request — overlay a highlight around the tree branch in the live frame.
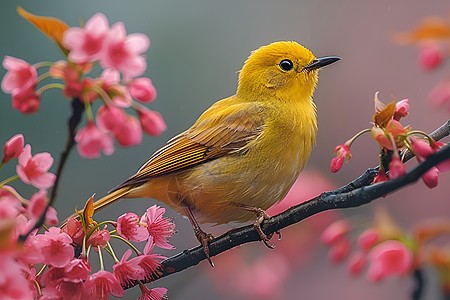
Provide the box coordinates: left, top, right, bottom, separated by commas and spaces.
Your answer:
126, 119, 449, 287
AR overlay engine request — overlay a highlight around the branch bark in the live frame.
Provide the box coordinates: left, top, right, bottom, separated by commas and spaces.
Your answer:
133, 119, 449, 286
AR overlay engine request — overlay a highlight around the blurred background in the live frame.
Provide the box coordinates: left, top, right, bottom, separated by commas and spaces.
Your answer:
1, 0, 449, 299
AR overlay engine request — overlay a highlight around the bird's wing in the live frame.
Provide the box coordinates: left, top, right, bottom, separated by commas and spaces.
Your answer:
112, 101, 266, 190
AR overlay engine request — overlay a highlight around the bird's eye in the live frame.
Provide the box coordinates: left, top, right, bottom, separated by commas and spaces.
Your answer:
279, 59, 294, 71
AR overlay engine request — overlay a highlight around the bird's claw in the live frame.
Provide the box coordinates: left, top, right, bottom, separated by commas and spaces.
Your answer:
194, 228, 214, 267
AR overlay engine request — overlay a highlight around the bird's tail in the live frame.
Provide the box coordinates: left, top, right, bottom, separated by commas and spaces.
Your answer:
65, 186, 133, 222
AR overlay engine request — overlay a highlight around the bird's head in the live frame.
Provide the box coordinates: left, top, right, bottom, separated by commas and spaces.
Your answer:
237, 41, 340, 102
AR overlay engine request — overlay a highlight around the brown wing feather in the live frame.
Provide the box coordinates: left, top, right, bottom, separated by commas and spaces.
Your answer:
112, 101, 266, 190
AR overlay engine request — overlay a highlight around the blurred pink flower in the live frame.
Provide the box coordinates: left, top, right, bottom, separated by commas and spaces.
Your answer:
57, 281, 85, 300
41, 227, 74, 268
11, 88, 40, 114
20, 232, 46, 264
357, 228, 379, 252
328, 237, 351, 264
138, 108, 167, 136
85, 270, 124, 300
138, 283, 167, 300
422, 166, 439, 188
367, 240, 412, 282
87, 227, 110, 249
16, 144, 56, 189
63, 13, 110, 63
117, 212, 149, 242
1, 56, 37, 94
75, 121, 114, 159
321, 219, 351, 245
330, 143, 351, 173
26, 189, 48, 219
128, 77, 157, 103
100, 22, 150, 78
0, 254, 34, 300
388, 155, 406, 179
418, 43, 443, 71
2, 134, 24, 163
111, 115, 143, 147
113, 249, 145, 286
143, 205, 176, 249
45, 206, 59, 226
427, 80, 450, 113
347, 251, 366, 276
100, 68, 120, 88
393, 99, 409, 121
64, 258, 91, 283
96, 105, 126, 132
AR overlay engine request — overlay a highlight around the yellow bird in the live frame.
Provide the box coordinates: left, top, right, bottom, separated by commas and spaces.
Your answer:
87, 41, 339, 264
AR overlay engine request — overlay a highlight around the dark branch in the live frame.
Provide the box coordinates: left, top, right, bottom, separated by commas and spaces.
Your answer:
129, 120, 449, 286
19, 98, 84, 242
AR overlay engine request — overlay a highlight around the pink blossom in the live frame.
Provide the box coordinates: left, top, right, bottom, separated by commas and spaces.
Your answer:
117, 212, 149, 242
357, 228, 379, 252
16, 144, 56, 189
57, 281, 85, 300
63, 13, 110, 63
321, 219, 351, 245
45, 206, 59, 226
327, 237, 351, 264
100, 22, 150, 78
1, 56, 37, 94
138, 108, 167, 136
128, 77, 157, 103
367, 240, 413, 282
11, 88, 40, 114
347, 251, 366, 276
75, 121, 114, 159
26, 189, 48, 219
64, 258, 91, 282
41, 227, 74, 267
393, 99, 409, 121
388, 155, 406, 179
112, 115, 143, 147
418, 43, 443, 71
96, 105, 126, 133
2, 134, 24, 163
85, 270, 124, 300
131, 238, 166, 282
422, 166, 439, 188
138, 283, 168, 300
62, 217, 85, 245
0, 254, 34, 300
330, 144, 351, 173
40, 266, 65, 287
113, 249, 145, 286
100, 68, 120, 89
143, 205, 176, 249
87, 227, 110, 248
428, 80, 450, 113
20, 232, 46, 264
411, 137, 434, 158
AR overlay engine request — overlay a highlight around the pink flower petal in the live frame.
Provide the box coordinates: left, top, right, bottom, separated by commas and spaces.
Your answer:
126, 33, 150, 54
30, 172, 56, 189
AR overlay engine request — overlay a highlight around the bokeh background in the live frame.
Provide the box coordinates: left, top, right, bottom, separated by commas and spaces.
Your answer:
1, 0, 449, 299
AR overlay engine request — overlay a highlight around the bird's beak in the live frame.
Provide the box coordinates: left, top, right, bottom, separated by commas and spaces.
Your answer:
302, 56, 341, 72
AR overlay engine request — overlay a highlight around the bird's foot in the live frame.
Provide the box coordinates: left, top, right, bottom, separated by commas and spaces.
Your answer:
194, 227, 214, 267
252, 208, 277, 249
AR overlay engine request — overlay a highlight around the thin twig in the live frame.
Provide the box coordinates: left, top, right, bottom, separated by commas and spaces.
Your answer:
18, 98, 84, 242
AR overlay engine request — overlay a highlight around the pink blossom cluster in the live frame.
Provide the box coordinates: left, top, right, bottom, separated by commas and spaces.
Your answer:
322, 211, 450, 290
1, 12, 166, 159
330, 93, 449, 188
321, 218, 413, 282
